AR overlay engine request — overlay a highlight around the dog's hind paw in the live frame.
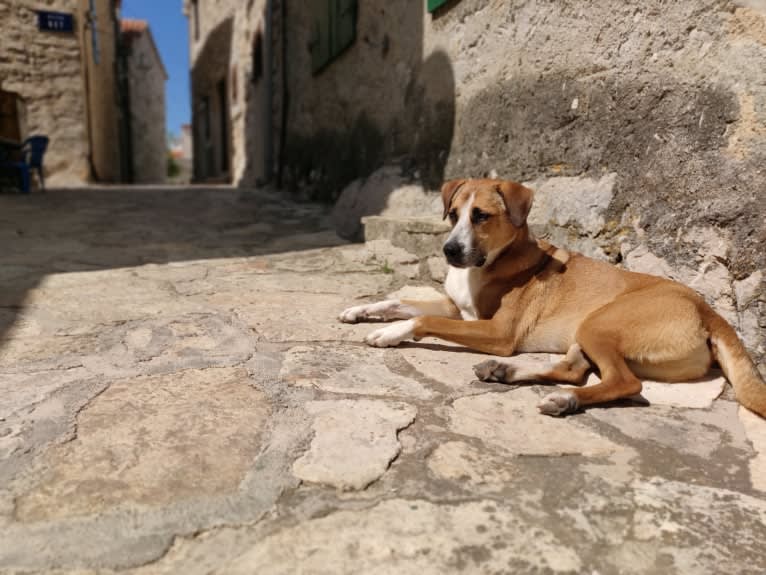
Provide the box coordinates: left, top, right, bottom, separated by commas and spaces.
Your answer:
473, 360, 508, 382
537, 390, 579, 417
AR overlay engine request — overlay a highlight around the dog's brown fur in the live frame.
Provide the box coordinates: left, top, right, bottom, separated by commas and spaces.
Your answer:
340, 179, 766, 416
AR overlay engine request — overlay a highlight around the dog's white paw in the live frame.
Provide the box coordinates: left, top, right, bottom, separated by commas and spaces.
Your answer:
473, 360, 508, 382
365, 320, 415, 348
339, 304, 370, 323
537, 390, 579, 417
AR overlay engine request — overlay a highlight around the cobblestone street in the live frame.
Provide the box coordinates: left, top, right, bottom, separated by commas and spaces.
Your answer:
1, 187, 765, 574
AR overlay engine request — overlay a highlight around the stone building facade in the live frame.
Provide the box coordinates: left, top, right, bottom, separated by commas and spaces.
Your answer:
121, 19, 167, 184
0, 0, 127, 185
184, 0, 278, 185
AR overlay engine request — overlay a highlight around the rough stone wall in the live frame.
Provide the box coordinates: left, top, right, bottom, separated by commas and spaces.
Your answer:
0, 0, 89, 186
125, 30, 167, 184
282, 2, 455, 199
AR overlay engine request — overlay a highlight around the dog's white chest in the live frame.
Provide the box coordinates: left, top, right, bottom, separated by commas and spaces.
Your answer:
445, 267, 480, 320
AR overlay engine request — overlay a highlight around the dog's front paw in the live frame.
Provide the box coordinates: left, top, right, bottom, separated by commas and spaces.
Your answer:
473, 360, 508, 382
339, 304, 369, 324
364, 320, 415, 348
537, 390, 579, 417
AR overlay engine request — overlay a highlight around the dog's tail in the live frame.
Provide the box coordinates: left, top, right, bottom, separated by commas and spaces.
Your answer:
704, 306, 766, 418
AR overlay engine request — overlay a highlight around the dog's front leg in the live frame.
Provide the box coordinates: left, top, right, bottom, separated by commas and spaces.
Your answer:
339, 297, 460, 324
366, 316, 516, 356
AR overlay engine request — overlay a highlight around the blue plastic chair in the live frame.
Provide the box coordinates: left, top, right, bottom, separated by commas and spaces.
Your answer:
1, 135, 49, 193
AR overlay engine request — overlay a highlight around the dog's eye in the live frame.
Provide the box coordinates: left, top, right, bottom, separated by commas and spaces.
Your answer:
448, 210, 458, 223
471, 208, 490, 223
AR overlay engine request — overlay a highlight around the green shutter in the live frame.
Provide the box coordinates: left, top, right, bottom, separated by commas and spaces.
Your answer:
335, 0, 357, 55
428, 0, 450, 13
310, 0, 332, 73
310, 0, 357, 74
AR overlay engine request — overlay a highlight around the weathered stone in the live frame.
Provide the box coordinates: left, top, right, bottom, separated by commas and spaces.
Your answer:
358, 239, 420, 278
279, 345, 432, 399
589, 399, 749, 460
427, 441, 514, 489
15, 367, 270, 521
332, 166, 442, 240
220, 292, 372, 342
219, 498, 583, 574
292, 399, 416, 490
525, 173, 617, 236
448, 389, 620, 456
734, 270, 763, 311
738, 406, 766, 492
427, 256, 449, 282
363, 216, 450, 259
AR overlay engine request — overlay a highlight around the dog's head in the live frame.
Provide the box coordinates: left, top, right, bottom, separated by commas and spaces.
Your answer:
440, 178, 534, 268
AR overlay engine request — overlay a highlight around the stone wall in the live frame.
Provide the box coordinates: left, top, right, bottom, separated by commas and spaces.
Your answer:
185, 0, 278, 186
282, 2, 455, 199
125, 27, 167, 184
77, 0, 122, 183
0, 0, 89, 186
285, 1, 765, 371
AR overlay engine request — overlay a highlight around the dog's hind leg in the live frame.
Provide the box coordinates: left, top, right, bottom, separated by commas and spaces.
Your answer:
339, 297, 460, 324
474, 344, 591, 385
537, 329, 643, 416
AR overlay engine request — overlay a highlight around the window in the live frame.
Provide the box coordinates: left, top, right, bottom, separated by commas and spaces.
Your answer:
309, 0, 357, 74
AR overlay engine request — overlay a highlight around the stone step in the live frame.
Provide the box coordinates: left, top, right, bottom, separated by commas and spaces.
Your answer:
362, 215, 449, 259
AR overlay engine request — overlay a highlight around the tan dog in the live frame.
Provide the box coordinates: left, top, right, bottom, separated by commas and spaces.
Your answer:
339, 178, 766, 417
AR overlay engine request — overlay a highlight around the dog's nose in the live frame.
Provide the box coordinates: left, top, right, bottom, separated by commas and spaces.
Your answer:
443, 241, 461, 260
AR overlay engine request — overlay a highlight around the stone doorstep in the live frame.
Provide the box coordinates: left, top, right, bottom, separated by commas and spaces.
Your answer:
362, 215, 449, 260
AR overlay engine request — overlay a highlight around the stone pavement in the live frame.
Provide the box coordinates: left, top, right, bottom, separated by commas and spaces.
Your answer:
0, 186, 765, 574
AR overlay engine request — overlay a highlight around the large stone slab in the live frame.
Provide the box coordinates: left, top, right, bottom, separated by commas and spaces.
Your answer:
588, 399, 749, 460
15, 367, 270, 521
279, 345, 432, 399
218, 498, 582, 574
427, 441, 515, 489
448, 389, 620, 456
228, 292, 373, 342
292, 399, 416, 490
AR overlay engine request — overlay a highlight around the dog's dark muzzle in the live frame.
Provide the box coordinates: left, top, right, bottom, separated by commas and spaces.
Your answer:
443, 241, 486, 268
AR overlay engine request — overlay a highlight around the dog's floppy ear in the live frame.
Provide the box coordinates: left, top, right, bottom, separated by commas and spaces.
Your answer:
441, 179, 466, 219
495, 181, 534, 228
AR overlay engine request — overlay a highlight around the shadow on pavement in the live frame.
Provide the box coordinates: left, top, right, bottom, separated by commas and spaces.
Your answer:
0, 185, 345, 349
